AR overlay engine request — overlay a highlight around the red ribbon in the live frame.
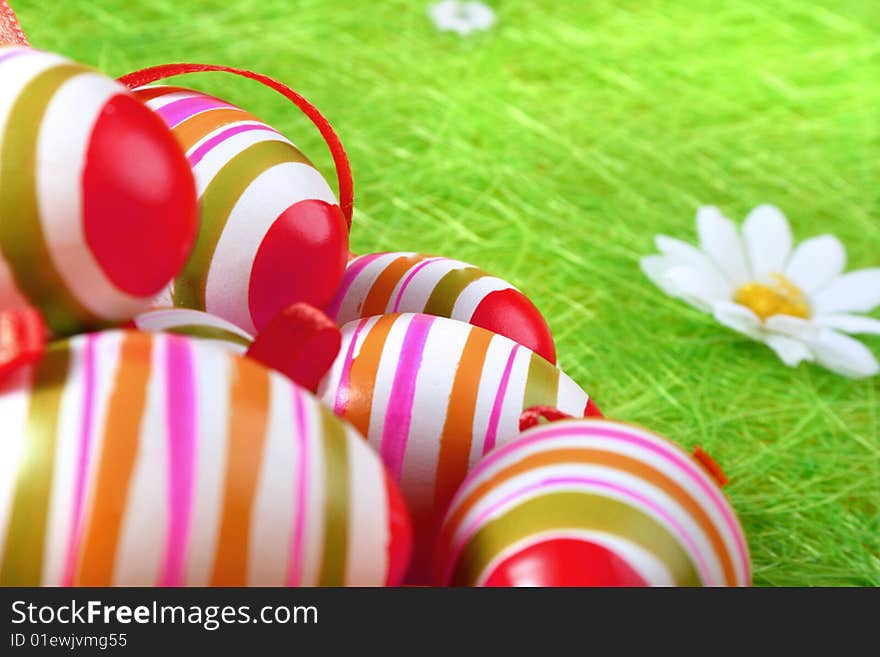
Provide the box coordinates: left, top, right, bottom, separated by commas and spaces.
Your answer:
118, 63, 354, 228
518, 405, 576, 432
0, 308, 46, 381
0, 0, 28, 46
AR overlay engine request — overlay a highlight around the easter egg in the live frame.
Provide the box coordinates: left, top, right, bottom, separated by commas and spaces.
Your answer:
0, 47, 198, 336
434, 418, 750, 586
133, 85, 349, 335
131, 307, 253, 355
0, 330, 411, 586
317, 312, 592, 580
328, 252, 557, 363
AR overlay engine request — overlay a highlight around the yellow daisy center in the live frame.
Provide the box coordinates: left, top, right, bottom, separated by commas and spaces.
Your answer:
733, 273, 810, 321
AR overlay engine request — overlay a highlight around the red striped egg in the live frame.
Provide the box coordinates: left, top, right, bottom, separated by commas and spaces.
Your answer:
0, 47, 198, 336
0, 330, 411, 586
317, 312, 593, 581
133, 85, 349, 335
327, 252, 557, 363
434, 419, 750, 586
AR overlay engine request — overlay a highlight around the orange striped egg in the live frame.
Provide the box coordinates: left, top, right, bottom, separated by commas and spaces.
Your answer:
327, 252, 557, 363
131, 308, 253, 355
0, 47, 198, 336
317, 312, 593, 581
0, 330, 411, 586
133, 85, 349, 335
434, 419, 750, 587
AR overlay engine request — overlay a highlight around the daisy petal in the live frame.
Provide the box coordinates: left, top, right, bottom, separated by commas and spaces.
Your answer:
808, 329, 879, 379
743, 205, 792, 280
713, 301, 763, 339
697, 206, 751, 287
764, 334, 813, 367
784, 235, 846, 294
641, 255, 681, 296
815, 314, 880, 335
665, 265, 731, 312
811, 268, 880, 314
655, 235, 710, 267
655, 235, 733, 297
764, 314, 821, 341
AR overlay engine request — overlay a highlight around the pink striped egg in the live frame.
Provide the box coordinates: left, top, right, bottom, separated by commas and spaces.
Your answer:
133, 85, 349, 335
0, 47, 198, 336
434, 419, 751, 587
317, 312, 593, 581
327, 252, 557, 363
0, 330, 411, 586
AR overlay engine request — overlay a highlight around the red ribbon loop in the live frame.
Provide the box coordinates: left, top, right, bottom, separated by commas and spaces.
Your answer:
518, 405, 576, 432
0, 307, 46, 381
118, 63, 354, 228
0, 0, 29, 46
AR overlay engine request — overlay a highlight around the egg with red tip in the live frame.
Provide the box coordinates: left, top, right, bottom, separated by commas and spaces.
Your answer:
0, 330, 411, 586
434, 418, 750, 587
0, 47, 198, 337
317, 312, 593, 581
328, 252, 557, 363
133, 85, 349, 335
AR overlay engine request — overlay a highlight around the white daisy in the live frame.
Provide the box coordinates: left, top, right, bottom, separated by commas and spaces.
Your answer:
429, 0, 496, 36
641, 205, 880, 378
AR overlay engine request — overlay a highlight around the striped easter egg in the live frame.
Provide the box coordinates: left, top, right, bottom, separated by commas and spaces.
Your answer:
0, 330, 411, 586
0, 47, 198, 337
317, 312, 593, 581
131, 308, 253, 355
327, 252, 557, 363
434, 419, 751, 587
133, 85, 349, 335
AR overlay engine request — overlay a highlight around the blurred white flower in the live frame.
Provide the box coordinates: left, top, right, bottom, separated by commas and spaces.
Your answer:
429, 1, 496, 36
641, 205, 880, 378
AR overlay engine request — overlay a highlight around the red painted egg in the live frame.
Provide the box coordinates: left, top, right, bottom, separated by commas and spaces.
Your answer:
0, 47, 198, 336
328, 252, 557, 363
134, 85, 349, 335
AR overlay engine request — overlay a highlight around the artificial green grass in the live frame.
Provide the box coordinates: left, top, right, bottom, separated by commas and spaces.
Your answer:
13, 0, 879, 586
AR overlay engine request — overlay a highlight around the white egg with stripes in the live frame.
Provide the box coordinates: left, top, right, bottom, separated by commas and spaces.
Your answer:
0, 47, 198, 336
327, 252, 558, 363
434, 418, 751, 587
133, 85, 349, 335
0, 330, 411, 586
317, 312, 597, 582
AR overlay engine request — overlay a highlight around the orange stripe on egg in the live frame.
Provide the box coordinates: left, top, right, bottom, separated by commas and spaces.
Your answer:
360, 255, 423, 318
74, 333, 153, 585
431, 326, 493, 524
209, 357, 271, 585
341, 314, 397, 438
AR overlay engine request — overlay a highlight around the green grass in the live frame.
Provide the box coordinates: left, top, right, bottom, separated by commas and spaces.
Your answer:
13, 0, 879, 585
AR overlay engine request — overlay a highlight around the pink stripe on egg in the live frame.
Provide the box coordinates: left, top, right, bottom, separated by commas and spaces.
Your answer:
61, 333, 97, 587
380, 314, 434, 481
333, 318, 369, 416
391, 257, 443, 313
325, 253, 385, 321
0, 47, 29, 65
159, 336, 197, 586
481, 344, 520, 456
188, 123, 280, 167
156, 95, 235, 128
287, 389, 310, 586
